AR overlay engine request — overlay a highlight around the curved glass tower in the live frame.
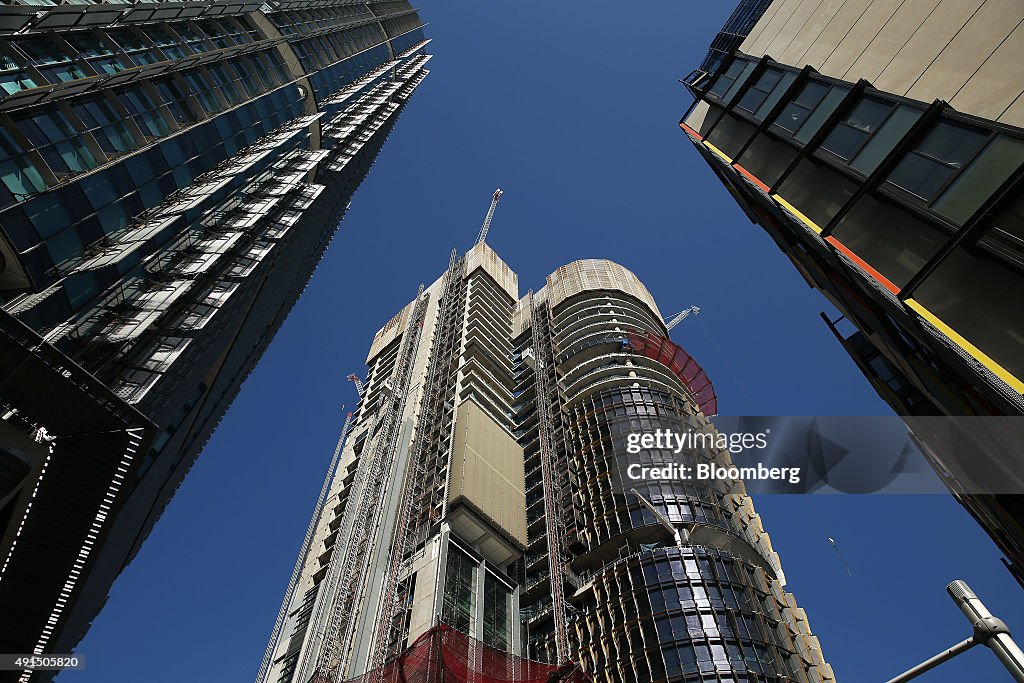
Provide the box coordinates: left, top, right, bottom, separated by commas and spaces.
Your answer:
264, 241, 833, 683
517, 260, 833, 682
0, 2, 430, 674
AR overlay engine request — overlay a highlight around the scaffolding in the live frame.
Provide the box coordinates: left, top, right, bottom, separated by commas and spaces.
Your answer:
371, 250, 462, 672
300, 286, 430, 683
528, 295, 570, 662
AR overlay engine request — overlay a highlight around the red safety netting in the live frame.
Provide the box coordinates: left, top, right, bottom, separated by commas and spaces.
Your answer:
627, 330, 718, 416
342, 624, 591, 683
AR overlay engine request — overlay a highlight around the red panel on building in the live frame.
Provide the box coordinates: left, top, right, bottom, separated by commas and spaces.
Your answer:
342, 624, 591, 683
627, 330, 718, 416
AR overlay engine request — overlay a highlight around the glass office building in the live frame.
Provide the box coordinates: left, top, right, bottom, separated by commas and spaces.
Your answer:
680, 0, 1024, 587
0, 1, 430, 676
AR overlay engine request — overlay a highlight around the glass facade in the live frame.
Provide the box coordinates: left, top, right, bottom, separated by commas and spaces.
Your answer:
687, 52, 1024, 395
680, 24, 1024, 590
684, 0, 774, 91
0, 0, 431, 672
515, 281, 832, 682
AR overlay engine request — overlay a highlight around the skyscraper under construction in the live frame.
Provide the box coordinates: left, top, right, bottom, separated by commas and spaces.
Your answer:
0, 1, 430, 674
259, 202, 835, 683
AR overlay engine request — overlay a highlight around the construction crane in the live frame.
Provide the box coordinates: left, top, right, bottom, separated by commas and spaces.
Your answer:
346, 373, 365, 398
474, 188, 503, 245
664, 305, 700, 331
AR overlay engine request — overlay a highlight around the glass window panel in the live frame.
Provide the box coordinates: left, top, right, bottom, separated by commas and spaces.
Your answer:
705, 113, 756, 160
0, 72, 38, 94
81, 172, 118, 210
795, 86, 849, 143
40, 63, 87, 83
14, 37, 68, 65
989, 193, 1024, 252
916, 120, 989, 167
66, 33, 112, 58
915, 221, 1024, 378
776, 157, 858, 228
27, 193, 71, 238
820, 123, 867, 161
56, 139, 97, 173
793, 80, 829, 109
887, 153, 956, 201
851, 105, 922, 175
92, 58, 126, 75
754, 70, 796, 121
934, 135, 1024, 224
831, 193, 953, 288
845, 97, 893, 134
736, 67, 783, 114
722, 60, 757, 103
46, 227, 83, 264
0, 158, 46, 198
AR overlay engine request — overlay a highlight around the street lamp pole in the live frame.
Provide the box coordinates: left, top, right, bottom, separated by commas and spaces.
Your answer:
884, 580, 1024, 683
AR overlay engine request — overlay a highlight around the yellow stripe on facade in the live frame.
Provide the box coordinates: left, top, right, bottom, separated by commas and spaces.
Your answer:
771, 194, 822, 234
905, 298, 1024, 394
702, 140, 733, 163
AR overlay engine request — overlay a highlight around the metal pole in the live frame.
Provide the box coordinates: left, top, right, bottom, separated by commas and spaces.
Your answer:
883, 638, 976, 683
947, 580, 1024, 683
881, 580, 1024, 683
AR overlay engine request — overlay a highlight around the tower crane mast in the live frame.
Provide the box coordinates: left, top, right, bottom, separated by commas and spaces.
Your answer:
475, 188, 503, 245
665, 305, 700, 331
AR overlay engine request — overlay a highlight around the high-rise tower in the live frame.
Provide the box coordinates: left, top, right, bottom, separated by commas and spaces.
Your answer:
261, 217, 834, 683
0, 1, 430, 674
678, 0, 1024, 587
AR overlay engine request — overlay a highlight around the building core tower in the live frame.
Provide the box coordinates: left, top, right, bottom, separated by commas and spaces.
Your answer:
262, 233, 834, 683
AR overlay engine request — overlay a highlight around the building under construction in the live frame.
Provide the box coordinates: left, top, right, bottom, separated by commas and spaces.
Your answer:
258, 195, 836, 683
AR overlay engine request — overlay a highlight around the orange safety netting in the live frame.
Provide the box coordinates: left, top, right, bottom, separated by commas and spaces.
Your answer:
627, 330, 718, 416
343, 624, 591, 683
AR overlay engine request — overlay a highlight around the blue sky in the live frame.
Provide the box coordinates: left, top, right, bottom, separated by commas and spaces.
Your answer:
61, 2, 1024, 682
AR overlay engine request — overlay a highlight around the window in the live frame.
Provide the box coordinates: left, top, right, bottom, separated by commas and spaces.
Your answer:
820, 96, 894, 161
0, 70, 38, 95
183, 71, 222, 114
206, 63, 241, 104
772, 79, 850, 144
886, 120, 990, 202
735, 67, 784, 116
12, 36, 68, 66
174, 22, 210, 53
831, 192, 952, 289
16, 108, 98, 175
932, 133, 1024, 224
482, 573, 511, 650
707, 58, 754, 100
441, 547, 476, 634
73, 97, 137, 155
153, 77, 199, 125
0, 128, 45, 201
119, 86, 171, 138
773, 80, 828, 134
913, 194, 1024, 380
